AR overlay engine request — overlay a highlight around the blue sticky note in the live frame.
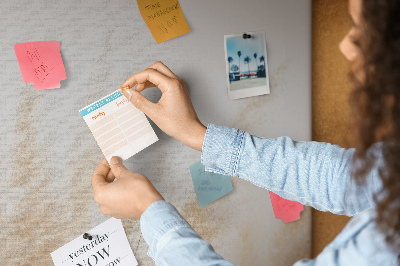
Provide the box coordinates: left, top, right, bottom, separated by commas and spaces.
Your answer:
189, 160, 233, 208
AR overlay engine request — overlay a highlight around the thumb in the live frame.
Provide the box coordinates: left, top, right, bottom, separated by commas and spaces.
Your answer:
92, 158, 111, 189
109, 156, 129, 178
122, 88, 154, 115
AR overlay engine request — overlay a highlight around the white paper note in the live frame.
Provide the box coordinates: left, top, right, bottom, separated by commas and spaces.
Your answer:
51, 218, 138, 266
79, 90, 158, 162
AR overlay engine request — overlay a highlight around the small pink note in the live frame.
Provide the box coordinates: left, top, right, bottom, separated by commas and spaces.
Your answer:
14, 41, 67, 90
269, 191, 304, 223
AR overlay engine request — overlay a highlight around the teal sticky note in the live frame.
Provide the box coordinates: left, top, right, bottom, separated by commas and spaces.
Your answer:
189, 160, 233, 208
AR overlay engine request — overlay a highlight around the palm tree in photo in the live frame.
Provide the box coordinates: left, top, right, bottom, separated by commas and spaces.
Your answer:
237, 51, 242, 78
244, 56, 251, 78
260, 55, 265, 71
253, 53, 258, 74
231, 64, 239, 73
227, 56, 234, 73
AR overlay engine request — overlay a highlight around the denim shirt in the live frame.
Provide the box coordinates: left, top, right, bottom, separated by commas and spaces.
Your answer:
140, 124, 399, 265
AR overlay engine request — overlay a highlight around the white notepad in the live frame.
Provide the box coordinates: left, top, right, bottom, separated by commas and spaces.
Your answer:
79, 90, 158, 162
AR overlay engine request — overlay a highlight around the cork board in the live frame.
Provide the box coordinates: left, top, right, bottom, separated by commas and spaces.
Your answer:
311, 0, 353, 257
0, 0, 312, 265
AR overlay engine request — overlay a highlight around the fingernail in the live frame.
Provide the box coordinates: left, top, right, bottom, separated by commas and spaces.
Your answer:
123, 89, 133, 100
110, 156, 121, 165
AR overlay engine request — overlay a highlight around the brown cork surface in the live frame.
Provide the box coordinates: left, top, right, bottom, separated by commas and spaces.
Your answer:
312, 0, 353, 257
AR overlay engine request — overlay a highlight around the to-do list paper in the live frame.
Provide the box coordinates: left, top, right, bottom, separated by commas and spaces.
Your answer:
79, 90, 158, 162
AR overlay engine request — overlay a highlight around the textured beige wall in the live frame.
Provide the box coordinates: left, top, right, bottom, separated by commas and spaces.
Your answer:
312, 0, 353, 257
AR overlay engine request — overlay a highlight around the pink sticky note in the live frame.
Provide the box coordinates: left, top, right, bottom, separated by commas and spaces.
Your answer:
14, 41, 67, 90
269, 191, 304, 223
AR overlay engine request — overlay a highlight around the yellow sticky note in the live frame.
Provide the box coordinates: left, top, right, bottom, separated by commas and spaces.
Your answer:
137, 0, 191, 44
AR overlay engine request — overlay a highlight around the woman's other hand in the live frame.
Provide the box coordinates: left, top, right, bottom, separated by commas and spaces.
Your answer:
91, 157, 164, 219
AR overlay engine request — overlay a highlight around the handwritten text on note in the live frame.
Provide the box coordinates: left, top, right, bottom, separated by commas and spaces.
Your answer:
269, 191, 304, 223
137, 0, 191, 44
189, 161, 233, 208
14, 41, 67, 90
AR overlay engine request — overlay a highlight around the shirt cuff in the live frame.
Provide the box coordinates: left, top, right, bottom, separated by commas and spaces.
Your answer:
201, 124, 245, 177
140, 200, 192, 260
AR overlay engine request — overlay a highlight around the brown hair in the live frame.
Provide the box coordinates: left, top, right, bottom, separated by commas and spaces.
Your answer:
350, 0, 400, 251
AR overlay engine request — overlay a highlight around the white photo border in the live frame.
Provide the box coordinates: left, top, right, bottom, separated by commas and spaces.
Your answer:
224, 31, 270, 100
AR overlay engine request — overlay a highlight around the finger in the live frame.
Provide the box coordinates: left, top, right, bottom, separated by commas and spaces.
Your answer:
121, 81, 154, 93
135, 81, 156, 92
99, 206, 111, 216
121, 68, 173, 94
92, 159, 110, 189
109, 156, 130, 179
121, 89, 157, 115
105, 168, 116, 183
136, 61, 180, 91
147, 61, 178, 79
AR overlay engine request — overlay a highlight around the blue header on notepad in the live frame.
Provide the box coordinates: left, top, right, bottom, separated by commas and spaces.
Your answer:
80, 91, 123, 117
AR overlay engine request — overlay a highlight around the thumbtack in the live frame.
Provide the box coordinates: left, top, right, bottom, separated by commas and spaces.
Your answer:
242, 33, 251, 39
83, 233, 94, 240
120, 85, 130, 93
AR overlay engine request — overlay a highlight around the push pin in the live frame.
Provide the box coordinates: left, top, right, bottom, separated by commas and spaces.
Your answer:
242, 33, 251, 39
120, 85, 130, 93
83, 233, 94, 240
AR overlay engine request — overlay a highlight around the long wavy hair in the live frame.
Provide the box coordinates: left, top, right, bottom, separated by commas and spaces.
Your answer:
350, 0, 400, 251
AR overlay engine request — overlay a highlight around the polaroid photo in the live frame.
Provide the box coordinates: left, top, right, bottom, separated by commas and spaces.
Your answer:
224, 31, 270, 100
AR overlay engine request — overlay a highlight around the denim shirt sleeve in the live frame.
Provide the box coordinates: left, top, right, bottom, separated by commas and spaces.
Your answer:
294, 209, 399, 266
201, 124, 382, 216
140, 200, 234, 265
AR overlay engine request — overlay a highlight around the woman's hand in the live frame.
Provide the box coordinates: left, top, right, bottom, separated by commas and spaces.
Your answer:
91, 157, 164, 219
120, 61, 206, 151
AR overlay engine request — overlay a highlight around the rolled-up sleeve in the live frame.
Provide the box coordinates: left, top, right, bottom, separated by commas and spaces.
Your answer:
201, 124, 382, 216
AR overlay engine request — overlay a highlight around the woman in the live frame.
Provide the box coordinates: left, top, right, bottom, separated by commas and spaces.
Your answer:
91, 0, 400, 264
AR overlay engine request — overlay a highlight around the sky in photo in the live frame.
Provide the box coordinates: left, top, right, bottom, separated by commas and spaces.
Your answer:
226, 32, 266, 73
